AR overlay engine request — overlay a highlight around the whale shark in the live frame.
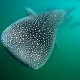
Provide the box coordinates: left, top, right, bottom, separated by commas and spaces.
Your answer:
1, 7, 74, 69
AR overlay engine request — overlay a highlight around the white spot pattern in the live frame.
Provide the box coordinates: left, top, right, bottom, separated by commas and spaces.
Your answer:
1, 9, 68, 69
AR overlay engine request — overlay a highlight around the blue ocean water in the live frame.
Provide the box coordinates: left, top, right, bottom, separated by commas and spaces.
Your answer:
0, 0, 80, 80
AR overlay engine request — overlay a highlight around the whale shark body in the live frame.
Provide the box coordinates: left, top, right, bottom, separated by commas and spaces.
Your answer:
1, 7, 74, 69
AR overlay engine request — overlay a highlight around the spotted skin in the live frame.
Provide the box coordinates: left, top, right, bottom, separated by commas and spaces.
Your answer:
1, 8, 74, 69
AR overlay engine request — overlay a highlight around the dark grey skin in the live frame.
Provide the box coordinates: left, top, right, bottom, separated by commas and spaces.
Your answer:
1, 7, 74, 69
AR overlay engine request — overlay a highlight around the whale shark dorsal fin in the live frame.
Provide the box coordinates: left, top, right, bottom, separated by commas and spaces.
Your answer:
25, 7, 37, 16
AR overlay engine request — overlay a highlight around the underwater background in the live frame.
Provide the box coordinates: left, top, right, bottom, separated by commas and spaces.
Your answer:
0, 0, 80, 80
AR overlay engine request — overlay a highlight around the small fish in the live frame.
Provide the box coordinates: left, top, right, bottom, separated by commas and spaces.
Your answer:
1, 7, 74, 69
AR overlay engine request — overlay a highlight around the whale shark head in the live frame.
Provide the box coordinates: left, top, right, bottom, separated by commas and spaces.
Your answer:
1, 7, 74, 69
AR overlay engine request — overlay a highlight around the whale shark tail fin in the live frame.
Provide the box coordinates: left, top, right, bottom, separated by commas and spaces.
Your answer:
62, 7, 75, 24
65, 7, 75, 14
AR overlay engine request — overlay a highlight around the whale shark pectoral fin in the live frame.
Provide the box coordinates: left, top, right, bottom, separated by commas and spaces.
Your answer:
25, 7, 37, 16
